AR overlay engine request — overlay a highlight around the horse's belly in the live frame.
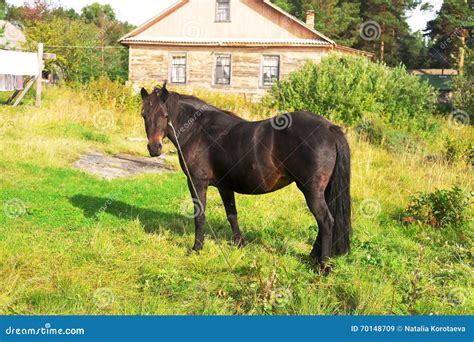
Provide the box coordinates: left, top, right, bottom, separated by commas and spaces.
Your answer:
216, 170, 293, 195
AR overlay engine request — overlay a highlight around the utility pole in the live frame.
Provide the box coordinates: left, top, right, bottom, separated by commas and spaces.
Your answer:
36, 42, 43, 107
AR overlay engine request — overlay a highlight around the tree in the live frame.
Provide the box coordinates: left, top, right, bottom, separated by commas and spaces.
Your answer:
271, 0, 430, 66
25, 17, 102, 82
311, 0, 362, 46
399, 31, 431, 69
425, 0, 473, 71
7, 1, 133, 82
81, 2, 115, 25
353, 0, 425, 66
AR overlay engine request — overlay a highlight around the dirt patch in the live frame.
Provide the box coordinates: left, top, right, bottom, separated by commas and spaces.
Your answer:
73, 151, 175, 180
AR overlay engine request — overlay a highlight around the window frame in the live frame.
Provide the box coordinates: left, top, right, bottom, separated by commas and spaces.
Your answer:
213, 53, 232, 86
215, 0, 231, 23
261, 55, 281, 88
169, 52, 188, 85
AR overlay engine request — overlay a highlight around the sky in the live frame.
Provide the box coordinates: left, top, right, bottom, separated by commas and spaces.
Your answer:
6, 0, 443, 33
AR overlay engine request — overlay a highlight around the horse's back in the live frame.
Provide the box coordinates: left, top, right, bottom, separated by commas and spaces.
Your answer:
207, 111, 339, 194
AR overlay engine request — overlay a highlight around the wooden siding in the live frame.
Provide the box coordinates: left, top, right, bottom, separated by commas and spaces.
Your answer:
129, 45, 330, 98
134, 0, 320, 41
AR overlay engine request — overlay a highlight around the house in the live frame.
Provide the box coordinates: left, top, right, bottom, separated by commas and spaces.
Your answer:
120, 0, 372, 98
410, 69, 458, 104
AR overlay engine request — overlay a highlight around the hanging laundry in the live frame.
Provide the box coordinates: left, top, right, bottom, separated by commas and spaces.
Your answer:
0, 74, 24, 91
0, 50, 39, 76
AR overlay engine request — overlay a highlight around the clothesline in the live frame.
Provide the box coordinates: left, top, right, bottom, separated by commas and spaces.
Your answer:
44, 45, 126, 49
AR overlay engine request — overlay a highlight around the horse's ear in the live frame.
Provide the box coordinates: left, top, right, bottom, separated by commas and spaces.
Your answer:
140, 88, 149, 100
161, 81, 169, 102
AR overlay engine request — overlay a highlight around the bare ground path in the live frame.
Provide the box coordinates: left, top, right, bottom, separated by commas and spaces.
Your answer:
73, 151, 175, 180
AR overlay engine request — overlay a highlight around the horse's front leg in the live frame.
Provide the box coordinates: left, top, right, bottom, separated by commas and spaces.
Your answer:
187, 179, 208, 252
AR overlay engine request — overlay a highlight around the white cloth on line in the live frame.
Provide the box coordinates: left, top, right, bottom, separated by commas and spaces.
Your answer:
0, 49, 40, 76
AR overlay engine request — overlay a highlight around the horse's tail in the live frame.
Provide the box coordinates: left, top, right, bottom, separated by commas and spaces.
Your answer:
326, 126, 352, 257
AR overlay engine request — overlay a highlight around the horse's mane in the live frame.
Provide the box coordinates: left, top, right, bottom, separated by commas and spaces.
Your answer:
169, 92, 244, 121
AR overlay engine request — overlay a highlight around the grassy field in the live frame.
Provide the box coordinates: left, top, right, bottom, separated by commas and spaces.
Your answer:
0, 85, 472, 315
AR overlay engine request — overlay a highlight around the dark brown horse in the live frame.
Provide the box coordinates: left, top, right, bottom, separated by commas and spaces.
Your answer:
140, 82, 352, 272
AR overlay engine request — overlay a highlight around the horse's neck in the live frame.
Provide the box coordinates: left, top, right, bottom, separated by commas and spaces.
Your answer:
167, 100, 242, 148
167, 102, 202, 147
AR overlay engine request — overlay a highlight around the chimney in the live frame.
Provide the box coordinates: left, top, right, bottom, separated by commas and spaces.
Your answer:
306, 10, 315, 29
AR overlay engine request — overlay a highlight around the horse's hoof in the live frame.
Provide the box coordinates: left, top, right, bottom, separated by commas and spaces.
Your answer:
320, 265, 333, 276
234, 237, 246, 248
187, 247, 202, 256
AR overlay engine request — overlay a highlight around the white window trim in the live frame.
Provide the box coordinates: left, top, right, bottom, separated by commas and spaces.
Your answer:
212, 53, 232, 87
169, 52, 188, 85
215, 0, 231, 22
260, 54, 281, 88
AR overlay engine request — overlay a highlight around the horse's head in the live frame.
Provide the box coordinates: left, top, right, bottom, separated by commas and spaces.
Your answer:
140, 81, 170, 157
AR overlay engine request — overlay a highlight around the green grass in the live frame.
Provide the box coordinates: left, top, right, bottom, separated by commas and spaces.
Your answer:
0, 85, 472, 315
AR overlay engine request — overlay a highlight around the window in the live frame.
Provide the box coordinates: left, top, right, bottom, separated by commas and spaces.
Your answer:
216, 0, 230, 22
170, 54, 187, 84
215, 54, 231, 85
262, 56, 280, 86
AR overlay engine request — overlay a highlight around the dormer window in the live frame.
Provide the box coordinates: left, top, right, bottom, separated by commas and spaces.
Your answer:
216, 0, 230, 22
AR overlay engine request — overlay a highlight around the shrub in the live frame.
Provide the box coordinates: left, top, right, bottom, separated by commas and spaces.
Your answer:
444, 137, 473, 166
452, 75, 474, 119
404, 186, 471, 229
355, 114, 426, 153
77, 75, 141, 114
264, 54, 437, 128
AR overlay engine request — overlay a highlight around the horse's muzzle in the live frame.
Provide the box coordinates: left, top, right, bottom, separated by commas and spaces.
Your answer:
148, 143, 163, 157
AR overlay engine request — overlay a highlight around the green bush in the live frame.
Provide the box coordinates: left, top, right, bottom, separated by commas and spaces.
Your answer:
404, 186, 471, 229
355, 114, 426, 153
264, 54, 437, 127
452, 75, 474, 119
444, 137, 473, 166
77, 75, 141, 113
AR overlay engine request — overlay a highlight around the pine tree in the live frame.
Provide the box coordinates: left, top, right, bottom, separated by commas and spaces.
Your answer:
425, 0, 473, 70
271, 0, 426, 66
355, 0, 423, 66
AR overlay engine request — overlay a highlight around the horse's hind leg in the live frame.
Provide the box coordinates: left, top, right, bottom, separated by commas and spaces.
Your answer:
218, 187, 244, 247
300, 186, 334, 271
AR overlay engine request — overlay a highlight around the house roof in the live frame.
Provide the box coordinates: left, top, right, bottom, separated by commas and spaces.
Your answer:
417, 75, 455, 91
121, 36, 332, 47
119, 0, 372, 57
410, 69, 458, 76
120, 0, 334, 46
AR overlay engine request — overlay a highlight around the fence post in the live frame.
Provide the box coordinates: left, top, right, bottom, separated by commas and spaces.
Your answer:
35, 43, 43, 107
